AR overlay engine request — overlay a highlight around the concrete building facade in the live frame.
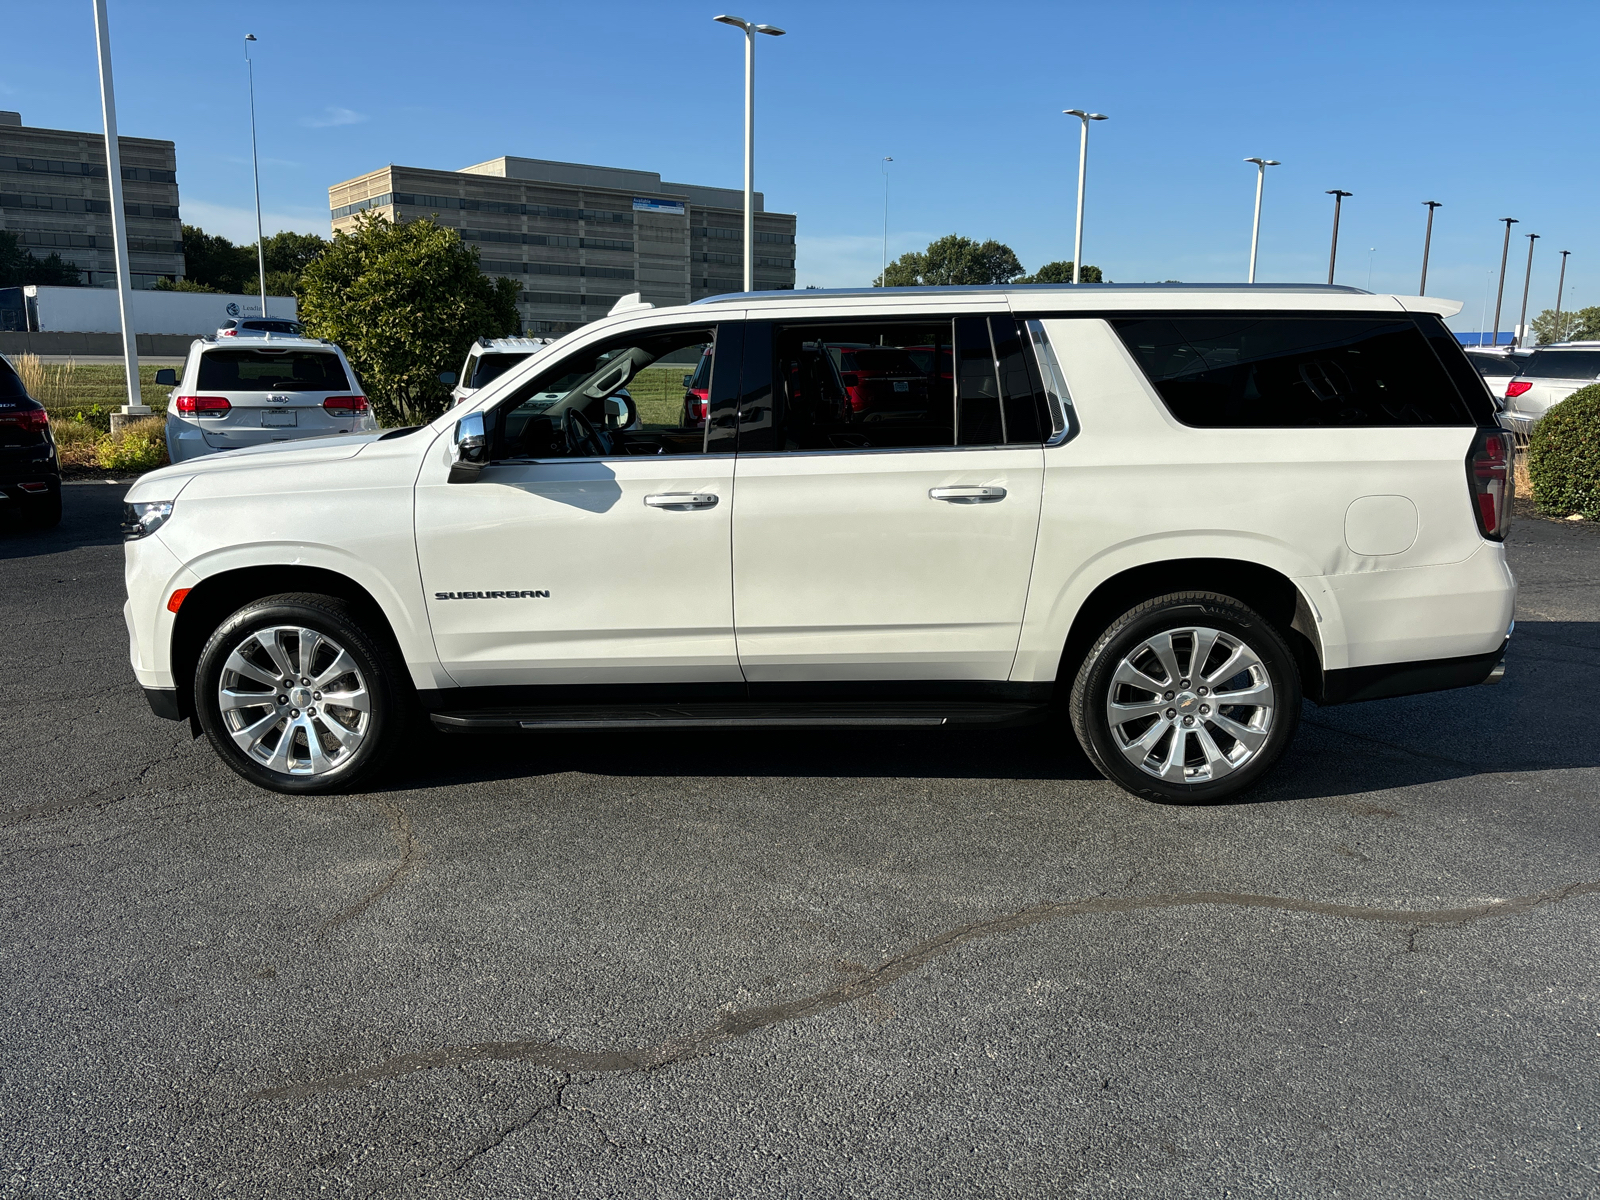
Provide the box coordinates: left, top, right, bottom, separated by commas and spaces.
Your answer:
0, 110, 184, 289
329, 155, 796, 335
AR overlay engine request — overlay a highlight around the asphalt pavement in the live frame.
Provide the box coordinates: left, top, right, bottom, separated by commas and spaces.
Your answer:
2, 482, 1598, 1199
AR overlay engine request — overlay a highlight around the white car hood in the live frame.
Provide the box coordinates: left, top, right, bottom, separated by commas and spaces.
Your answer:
126, 431, 390, 502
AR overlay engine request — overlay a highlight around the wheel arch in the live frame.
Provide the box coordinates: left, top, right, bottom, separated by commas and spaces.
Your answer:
1054, 558, 1327, 701
169, 566, 405, 723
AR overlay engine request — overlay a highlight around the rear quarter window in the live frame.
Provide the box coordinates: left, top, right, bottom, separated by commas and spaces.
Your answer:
1110, 314, 1478, 427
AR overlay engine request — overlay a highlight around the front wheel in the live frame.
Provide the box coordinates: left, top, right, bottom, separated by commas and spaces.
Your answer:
194, 593, 410, 794
1069, 592, 1302, 803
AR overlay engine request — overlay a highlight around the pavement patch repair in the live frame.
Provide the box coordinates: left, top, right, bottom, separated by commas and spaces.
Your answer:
2, 483, 1598, 1198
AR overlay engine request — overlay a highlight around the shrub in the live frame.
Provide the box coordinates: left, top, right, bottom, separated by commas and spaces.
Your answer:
1527, 383, 1600, 519
94, 417, 169, 472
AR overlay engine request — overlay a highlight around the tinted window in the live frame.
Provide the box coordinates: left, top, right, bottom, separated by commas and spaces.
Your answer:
1523, 350, 1600, 379
1465, 353, 1521, 377
1111, 315, 1473, 427
197, 350, 350, 392
470, 352, 529, 389
768, 317, 1048, 452
0, 355, 26, 400
493, 325, 719, 458
240, 319, 304, 334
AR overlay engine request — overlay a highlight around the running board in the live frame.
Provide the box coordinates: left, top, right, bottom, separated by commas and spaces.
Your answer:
430, 701, 1047, 732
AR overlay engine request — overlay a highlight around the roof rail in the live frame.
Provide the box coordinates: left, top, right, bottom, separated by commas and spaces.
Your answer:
691, 282, 1375, 306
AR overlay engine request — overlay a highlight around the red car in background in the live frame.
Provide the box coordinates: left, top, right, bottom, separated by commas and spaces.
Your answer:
826, 344, 930, 417
680, 345, 713, 428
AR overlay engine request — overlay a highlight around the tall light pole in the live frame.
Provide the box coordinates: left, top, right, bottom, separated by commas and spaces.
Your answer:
1366, 247, 1377, 291
880, 156, 893, 286
92, 0, 144, 426
1063, 109, 1108, 284
1491, 217, 1518, 349
1244, 157, 1279, 284
1325, 190, 1352, 285
244, 34, 268, 317
714, 15, 785, 294
1516, 232, 1539, 348
1418, 200, 1442, 295
1554, 249, 1571, 343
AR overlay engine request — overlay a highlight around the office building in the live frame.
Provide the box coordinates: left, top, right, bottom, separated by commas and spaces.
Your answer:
0, 110, 183, 289
329, 155, 796, 334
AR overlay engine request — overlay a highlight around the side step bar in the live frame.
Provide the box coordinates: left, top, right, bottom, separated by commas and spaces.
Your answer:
430, 701, 1048, 732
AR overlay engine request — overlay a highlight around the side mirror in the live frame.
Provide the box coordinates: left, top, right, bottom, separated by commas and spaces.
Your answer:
682, 374, 693, 388
449, 410, 488, 483
154, 368, 178, 386
438, 370, 457, 387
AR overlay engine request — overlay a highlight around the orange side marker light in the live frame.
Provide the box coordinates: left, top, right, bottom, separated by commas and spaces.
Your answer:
167, 588, 191, 613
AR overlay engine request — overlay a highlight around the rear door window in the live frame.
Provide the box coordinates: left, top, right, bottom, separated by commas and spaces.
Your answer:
1523, 350, 1600, 379
1110, 315, 1475, 427
197, 350, 350, 392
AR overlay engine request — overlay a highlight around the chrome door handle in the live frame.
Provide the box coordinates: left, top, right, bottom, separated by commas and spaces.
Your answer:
644, 492, 719, 510
929, 486, 1006, 503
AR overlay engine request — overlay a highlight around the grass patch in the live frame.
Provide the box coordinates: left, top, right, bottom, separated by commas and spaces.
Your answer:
629, 366, 691, 429
25, 362, 177, 431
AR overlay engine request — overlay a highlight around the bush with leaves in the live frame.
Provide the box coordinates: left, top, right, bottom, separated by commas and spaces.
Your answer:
1018, 260, 1103, 284
1527, 383, 1600, 519
94, 417, 168, 472
876, 234, 1025, 287
297, 213, 520, 426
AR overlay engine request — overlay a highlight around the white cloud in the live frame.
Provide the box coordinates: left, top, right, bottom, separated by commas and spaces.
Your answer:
796, 231, 935, 289
300, 106, 367, 129
180, 199, 330, 243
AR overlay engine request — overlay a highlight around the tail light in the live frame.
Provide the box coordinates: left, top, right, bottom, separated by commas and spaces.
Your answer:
1467, 427, 1515, 541
1505, 380, 1532, 399
322, 395, 368, 413
0, 408, 49, 432
174, 395, 231, 416
220, 329, 237, 337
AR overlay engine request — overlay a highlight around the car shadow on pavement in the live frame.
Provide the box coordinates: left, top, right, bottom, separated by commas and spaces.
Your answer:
0, 480, 129, 560
388, 621, 1598, 806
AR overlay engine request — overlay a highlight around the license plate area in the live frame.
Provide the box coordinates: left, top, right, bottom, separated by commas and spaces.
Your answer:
260, 410, 297, 427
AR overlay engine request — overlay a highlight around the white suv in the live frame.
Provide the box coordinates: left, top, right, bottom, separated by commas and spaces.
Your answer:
446, 336, 555, 406
158, 336, 376, 463
122, 284, 1516, 802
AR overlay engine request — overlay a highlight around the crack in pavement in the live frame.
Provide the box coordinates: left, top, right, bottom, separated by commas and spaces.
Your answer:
253, 877, 1600, 1102
315, 798, 424, 941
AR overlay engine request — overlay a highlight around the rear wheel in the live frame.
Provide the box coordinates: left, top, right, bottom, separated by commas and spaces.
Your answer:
194, 593, 409, 794
1069, 592, 1301, 803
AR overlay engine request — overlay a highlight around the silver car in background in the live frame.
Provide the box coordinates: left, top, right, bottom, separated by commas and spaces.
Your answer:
1501, 343, 1600, 440
159, 336, 375, 463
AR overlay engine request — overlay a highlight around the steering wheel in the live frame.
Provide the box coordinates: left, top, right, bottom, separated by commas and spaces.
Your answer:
562, 407, 607, 457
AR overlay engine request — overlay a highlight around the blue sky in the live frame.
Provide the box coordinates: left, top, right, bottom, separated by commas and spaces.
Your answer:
6, 0, 1596, 329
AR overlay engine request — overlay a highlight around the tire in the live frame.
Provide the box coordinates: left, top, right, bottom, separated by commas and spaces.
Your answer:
1069, 592, 1302, 803
193, 593, 411, 794
27, 483, 62, 529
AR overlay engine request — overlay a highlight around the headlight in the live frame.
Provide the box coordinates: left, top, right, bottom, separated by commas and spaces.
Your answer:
122, 501, 174, 541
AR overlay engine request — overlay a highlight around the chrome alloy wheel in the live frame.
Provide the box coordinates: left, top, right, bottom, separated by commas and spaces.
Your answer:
217, 625, 370, 777
1104, 625, 1276, 784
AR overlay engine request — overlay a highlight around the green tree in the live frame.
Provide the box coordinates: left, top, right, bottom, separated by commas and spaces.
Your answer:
261, 229, 329, 279
875, 234, 1025, 287
0, 231, 83, 286
297, 212, 520, 426
1018, 260, 1103, 284
1531, 306, 1600, 346
180, 224, 256, 293
151, 276, 221, 293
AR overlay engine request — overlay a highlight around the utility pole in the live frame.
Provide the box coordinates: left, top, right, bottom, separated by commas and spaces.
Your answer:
245, 34, 267, 318
1491, 217, 1518, 349
1553, 250, 1571, 344
1515, 232, 1539, 348
1418, 200, 1442, 295
714, 15, 786, 294
880, 156, 892, 286
1244, 158, 1279, 284
1063, 109, 1108, 284
93, 0, 145, 432
1325, 190, 1352, 285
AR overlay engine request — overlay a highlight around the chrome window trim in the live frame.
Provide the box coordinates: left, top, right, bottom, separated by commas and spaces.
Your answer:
732, 441, 1037, 462
1025, 319, 1081, 447
487, 451, 731, 467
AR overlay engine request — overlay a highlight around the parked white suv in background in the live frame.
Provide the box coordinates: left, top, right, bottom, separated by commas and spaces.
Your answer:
123, 284, 1515, 803
446, 336, 555, 406
159, 336, 376, 463
1500, 343, 1600, 439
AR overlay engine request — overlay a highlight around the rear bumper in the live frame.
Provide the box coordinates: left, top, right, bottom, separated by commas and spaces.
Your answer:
1318, 638, 1508, 706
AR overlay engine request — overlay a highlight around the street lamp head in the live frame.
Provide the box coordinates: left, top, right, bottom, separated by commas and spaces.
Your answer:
754, 23, 785, 35
1063, 109, 1109, 121
1423, 200, 1441, 208
1088, 113, 1108, 120
245, 33, 256, 41
1501, 217, 1519, 224
713, 14, 751, 30
1245, 157, 1280, 167
1527, 232, 1541, 239
1327, 189, 1353, 198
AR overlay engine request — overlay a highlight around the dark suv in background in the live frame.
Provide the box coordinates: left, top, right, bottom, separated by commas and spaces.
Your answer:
0, 353, 61, 528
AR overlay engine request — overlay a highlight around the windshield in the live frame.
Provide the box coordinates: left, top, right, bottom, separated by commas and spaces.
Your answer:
197, 349, 350, 392
1466, 353, 1528, 377
1523, 350, 1600, 380
470, 352, 530, 389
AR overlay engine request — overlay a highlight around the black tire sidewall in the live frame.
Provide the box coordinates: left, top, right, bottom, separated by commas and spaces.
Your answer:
194, 595, 404, 794
1073, 594, 1301, 803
